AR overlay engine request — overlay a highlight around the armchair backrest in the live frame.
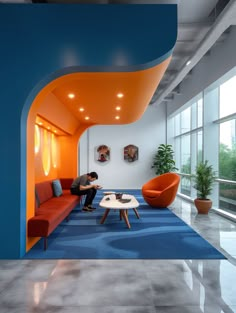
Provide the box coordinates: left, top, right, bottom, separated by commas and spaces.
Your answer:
143, 173, 180, 191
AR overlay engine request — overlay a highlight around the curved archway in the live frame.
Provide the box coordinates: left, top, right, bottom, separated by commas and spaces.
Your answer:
23, 58, 172, 252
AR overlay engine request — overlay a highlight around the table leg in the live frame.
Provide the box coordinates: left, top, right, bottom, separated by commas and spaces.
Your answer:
133, 208, 140, 219
100, 209, 110, 224
121, 210, 131, 229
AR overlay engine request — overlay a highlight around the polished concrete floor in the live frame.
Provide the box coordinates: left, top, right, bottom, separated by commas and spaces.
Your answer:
1, 197, 236, 313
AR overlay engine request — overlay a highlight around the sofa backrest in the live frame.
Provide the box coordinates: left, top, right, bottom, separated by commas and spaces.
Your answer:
35, 180, 54, 205
35, 178, 74, 207
60, 178, 74, 190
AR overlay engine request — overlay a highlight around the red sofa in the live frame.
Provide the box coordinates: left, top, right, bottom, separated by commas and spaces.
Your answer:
28, 178, 80, 250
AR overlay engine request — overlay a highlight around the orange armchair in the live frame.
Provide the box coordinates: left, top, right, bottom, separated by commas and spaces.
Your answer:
142, 173, 180, 208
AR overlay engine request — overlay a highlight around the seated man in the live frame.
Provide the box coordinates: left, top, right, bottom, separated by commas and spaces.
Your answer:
70, 172, 100, 212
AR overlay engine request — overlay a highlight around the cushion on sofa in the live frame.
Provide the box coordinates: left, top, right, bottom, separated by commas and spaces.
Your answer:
52, 179, 63, 197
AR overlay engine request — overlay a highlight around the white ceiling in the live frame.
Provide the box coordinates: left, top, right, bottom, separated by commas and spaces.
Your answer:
1, 0, 236, 107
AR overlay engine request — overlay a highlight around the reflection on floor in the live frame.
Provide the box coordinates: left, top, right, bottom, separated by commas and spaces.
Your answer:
0, 196, 236, 313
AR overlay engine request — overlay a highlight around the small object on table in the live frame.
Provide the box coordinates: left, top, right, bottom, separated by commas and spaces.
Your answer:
118, 199, 131, 203
115, 193, 123, 200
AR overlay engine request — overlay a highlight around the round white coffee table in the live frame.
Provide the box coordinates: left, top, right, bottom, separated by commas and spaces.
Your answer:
99, 194, 140, 229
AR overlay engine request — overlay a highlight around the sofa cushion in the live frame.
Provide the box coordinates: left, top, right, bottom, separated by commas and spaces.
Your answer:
28, 211, 64, 237
52, 179, 63, 197
35, 194, 79, 214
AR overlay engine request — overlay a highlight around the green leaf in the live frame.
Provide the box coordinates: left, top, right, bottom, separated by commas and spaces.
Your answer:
191, 160, 217, 199
151, 144, 178, 175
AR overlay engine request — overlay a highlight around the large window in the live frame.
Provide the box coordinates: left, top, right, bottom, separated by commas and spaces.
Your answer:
220, 76, 236, 118
168, 67, 236, 219
170, 94, 203, 197
180, 107, 191, 134
181, 134, 191, 174
218, 76, 236, 215
219, 120, 236, 181
180, 134, 191, 196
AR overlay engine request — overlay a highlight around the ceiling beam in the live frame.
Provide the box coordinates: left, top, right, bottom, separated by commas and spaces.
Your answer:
178, 22, 213, 30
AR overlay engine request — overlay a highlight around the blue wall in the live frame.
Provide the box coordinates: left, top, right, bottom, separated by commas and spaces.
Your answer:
0, 4, 177, 258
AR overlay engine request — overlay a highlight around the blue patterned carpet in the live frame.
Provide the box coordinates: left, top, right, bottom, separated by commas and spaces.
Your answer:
24, 190, 226, 259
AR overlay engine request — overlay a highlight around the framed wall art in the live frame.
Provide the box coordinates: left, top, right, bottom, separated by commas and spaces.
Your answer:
95, 144, 110, 163
124, 144, 138, 163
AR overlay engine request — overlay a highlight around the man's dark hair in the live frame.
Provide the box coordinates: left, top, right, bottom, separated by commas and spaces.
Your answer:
88, 171, 98, 179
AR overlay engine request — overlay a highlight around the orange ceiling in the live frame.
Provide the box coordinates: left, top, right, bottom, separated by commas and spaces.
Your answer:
51, 57, 171, 126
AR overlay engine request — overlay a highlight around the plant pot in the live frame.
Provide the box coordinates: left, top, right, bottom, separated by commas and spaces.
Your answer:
194, 198, 212, 214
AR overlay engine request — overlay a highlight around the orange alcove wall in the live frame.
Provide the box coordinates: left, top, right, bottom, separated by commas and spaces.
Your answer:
26, 57, 171, 251
26, 80, 93, 251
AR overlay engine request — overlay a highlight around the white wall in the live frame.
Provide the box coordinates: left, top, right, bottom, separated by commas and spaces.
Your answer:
167, 26, 236, 117
79, 105, 166, 189
79, 27, 236, 189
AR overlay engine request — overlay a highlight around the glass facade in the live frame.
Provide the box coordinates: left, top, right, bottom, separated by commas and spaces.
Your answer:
168, 66, 236, 219
169, 93, 203, 199
220, 76, 236, 118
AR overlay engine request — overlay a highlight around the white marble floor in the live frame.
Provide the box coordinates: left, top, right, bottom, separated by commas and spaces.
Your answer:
0, 197, 236, 313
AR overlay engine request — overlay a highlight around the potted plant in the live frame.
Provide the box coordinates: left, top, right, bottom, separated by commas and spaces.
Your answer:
192, 160, 217, 214
152, 144, 178, 175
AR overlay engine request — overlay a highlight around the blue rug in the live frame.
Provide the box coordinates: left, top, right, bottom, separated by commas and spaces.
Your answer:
24, 190, 226, 259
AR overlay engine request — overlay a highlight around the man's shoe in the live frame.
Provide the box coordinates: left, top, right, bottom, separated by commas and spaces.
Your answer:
88, 205, 96, 210
82, 206, 94, 212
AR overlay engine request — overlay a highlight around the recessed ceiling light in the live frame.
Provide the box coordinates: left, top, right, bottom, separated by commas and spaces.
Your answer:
85, 116, 90, 120
117, 93, 124, 98
47, 126, 51, 130
38, 122, 43, 125
79, 108, 84, 112
186, 60, 191, 66
116, 106, 121, 111
68, 93, 75, 99
54, 130, 57, 133
115, 116, 120, 120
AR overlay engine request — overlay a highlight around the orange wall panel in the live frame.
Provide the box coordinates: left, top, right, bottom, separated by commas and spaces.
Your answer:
34, 127, 59, 183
